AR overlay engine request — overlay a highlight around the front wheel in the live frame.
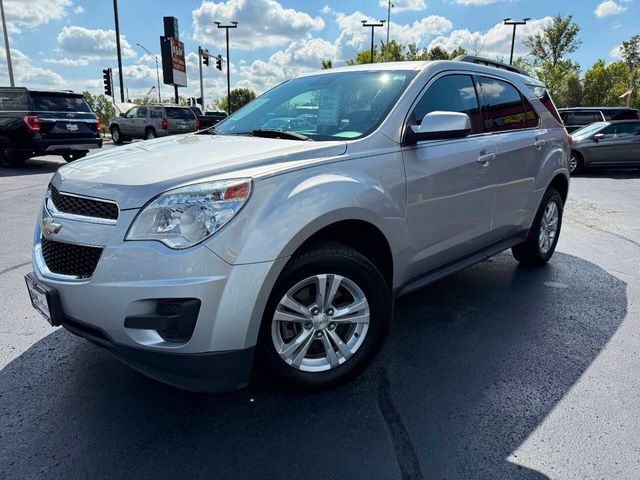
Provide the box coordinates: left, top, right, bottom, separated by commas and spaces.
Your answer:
110, 126, 123, 144
259, 242, 392, 390
512, 188, 563, 266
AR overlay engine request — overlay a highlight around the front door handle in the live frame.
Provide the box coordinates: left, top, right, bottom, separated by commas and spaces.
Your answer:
477, 152, 495, 165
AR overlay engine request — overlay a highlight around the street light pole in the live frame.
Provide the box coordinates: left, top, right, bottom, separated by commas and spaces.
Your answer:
0, 0, 14, 86
215, 21, 238, 113
361, 19, 386, 64
136, 43, 161, 102
113, 0, 125, 102
385, 1, 393, 62
503, 17, 530, 65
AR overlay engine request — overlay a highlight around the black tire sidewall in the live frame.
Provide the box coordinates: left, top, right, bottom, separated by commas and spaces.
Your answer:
111, 127, 122, 144
145, 128, 156, 140
258, 243, 392, 390
531, 189, 563, 262
0, 137, 20, 167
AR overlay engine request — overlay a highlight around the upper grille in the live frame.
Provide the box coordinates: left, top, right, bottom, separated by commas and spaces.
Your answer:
41, 238, 103, 279
50, 186, 119, 221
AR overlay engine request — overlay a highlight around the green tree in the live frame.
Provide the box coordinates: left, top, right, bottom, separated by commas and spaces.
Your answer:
426, 46, 450, 60
321, 59, 332, 69
583, 59, 632, 107
524, 15, 582, 102
449, 46, 467, 59
83, 91, 114, 136
524, 15, 581, 68
620, 35, 640, 107
214, 88, 256, 113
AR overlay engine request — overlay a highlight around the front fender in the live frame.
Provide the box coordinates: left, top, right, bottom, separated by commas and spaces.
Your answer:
207, 156, 407, 268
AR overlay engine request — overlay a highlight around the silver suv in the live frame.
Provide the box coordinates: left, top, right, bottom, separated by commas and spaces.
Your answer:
109, 104, 198, 143
26, 57, 570, 392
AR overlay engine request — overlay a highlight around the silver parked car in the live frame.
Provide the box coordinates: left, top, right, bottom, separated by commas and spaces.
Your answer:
109, 104, 198, 143
26, 57, 570, 392
570, 120, 640, 174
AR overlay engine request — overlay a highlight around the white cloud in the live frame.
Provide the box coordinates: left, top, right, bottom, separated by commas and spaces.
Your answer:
57, 26, 136, 61
334, 10, 452, 59
320, 5, 333, 14
2, 0, 72, 34
594, 0, 626, 17
44, 57, 89, 66
0, 48, 65, 87
428, 17, 552, 59
379, 0, 427, 12
74, 5, 85, 14
610, 44, 622, 57
192, 0, 324, 49
452, 0, 501, 4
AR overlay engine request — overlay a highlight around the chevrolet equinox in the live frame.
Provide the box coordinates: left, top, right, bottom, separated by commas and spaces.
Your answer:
26, 57, 570, 392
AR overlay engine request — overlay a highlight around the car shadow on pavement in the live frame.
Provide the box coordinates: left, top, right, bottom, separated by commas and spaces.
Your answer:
575, 169, 640, 179
0, 158, 64, 177
0, 252, 627, 480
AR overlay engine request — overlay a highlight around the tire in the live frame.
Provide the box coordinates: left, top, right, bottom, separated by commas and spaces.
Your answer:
258, 242, 392, 391
512, 188, 563, 266
144, 128, 156, 140
0, 136, 25, 168
110, 126, 123, 144
569, 151, 583, 175
62, 151, 87, 162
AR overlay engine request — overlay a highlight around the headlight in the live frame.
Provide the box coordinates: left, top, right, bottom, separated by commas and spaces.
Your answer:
126, 179, 251, 249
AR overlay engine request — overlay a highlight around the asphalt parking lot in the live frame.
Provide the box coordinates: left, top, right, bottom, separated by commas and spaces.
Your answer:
1, 150, 639, 479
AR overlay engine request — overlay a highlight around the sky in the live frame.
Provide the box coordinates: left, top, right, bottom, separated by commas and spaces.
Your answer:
0, 0, 637, 106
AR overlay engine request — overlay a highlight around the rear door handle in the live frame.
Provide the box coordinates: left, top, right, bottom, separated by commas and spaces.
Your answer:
534, 139, 545, 150
477, 152, 495, 165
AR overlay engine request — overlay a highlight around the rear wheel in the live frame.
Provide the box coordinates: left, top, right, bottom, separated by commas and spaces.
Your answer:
569, 151, 583, 175
144, 128, 156, 140
110, 126, 123, 144
62, 151, 87, 162
0, 136, 24, 168
259, 242, 392, 390
512, 188, 563, 266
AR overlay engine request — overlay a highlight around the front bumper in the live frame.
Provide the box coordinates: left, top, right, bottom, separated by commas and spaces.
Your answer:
31, 215, 286, 391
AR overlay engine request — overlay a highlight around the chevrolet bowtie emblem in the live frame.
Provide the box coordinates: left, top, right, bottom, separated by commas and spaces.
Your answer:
42, 217, 62, 235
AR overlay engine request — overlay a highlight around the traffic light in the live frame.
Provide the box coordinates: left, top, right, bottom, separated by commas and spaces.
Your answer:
196, 97, 203, 106
215, 55, 222, 71
202, 51, 210, 67
102, 68, 112, 97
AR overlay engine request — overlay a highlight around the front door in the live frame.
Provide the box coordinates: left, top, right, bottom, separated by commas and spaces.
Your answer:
120, 106, 138, 136
589, 122, 640, 165
402, 73, 498, 278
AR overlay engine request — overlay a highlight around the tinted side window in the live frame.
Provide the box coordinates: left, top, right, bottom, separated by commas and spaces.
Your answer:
137, 106, 148, 118
413, 74, 482, 133
150, 107, 163, 118
166, 108, 195, 120
0, 91, 29, 110
126, 107, 138, 118
601, 123, 640, 137
522, 98, 538, 128
479, 77, 526, 132
572, 112, 601, 125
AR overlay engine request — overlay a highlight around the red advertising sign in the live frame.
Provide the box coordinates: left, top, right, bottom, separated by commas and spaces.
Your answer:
170, 37, 185, 73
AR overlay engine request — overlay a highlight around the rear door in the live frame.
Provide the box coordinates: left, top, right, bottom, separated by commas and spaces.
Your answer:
31, 93, 98, 141
402, 73, 498, 276
477, 76, 543, 237
165, 107, 196, 134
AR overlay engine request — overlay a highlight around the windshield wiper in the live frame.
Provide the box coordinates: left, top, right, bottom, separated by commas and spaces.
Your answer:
251, 129, 312, 141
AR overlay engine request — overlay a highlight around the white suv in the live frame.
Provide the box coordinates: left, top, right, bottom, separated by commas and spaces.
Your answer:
26, 57, 570, 392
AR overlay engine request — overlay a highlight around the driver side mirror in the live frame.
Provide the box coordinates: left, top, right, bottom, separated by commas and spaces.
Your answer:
119, 113, 126, 117
593, 133, 605, 141
404, 111, 471, 145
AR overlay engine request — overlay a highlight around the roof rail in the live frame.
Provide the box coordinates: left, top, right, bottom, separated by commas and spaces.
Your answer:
453, 55, 528, 76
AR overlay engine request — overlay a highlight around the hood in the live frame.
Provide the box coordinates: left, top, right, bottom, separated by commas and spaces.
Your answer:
53, 134, 347, 209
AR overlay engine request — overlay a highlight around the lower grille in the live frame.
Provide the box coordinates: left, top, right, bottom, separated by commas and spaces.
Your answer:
41, 238, 103, 279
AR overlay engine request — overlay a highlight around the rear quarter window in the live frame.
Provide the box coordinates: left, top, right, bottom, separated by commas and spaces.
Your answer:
166, 108, 195, 120
0, 91, 29, 111
31, 95, 91, 113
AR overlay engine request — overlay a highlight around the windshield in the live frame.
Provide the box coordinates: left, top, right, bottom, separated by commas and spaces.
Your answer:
214, 70, 417, 141
572, 122, 606, 140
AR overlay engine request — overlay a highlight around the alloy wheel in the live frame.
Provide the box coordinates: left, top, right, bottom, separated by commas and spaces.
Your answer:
271, 274, 370, 372
538, 200, 559, 254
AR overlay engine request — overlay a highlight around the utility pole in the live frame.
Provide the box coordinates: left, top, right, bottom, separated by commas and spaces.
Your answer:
113, 0, 125, 102
503, 18, 530, 65
361, 19, 385, 64
215, 21, 238, 113
385, 1, 393, 62
0, 0, 14, 86
136, 43, 161, 102
198, 46, 207, 110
